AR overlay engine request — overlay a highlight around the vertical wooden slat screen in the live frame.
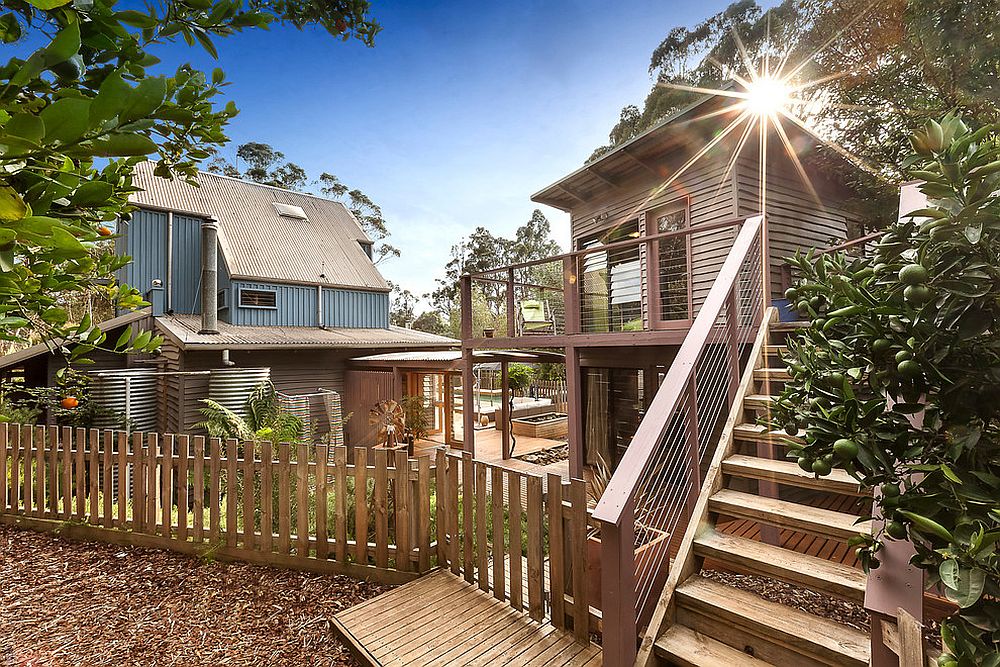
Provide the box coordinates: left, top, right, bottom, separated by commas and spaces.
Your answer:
475, 462, 488, 591
435, 448, 447, 566
526, 474, 544, 622
491, 467, 504, 602
447, 451, 460, 575
417, 455, 431, 572
569, 478, 589, 642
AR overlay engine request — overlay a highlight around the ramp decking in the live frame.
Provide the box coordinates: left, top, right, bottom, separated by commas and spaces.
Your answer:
331, 570, 602, 666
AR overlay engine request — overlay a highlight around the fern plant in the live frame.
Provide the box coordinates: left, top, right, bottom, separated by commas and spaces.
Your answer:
197, 381, 304, 443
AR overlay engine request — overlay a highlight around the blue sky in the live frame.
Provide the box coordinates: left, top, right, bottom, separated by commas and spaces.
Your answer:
122, 2, 775, 300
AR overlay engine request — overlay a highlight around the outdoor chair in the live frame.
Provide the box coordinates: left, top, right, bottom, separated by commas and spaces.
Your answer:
518, 299, 556, 335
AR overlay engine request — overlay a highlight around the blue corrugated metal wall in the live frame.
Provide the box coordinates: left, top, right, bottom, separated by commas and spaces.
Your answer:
118, 209, 167, 313
171, 214, 203, 314
325, 288, 389, 328
230, 281, 317, 326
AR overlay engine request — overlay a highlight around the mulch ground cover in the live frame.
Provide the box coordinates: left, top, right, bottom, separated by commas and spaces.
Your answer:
0, 525, 390, 667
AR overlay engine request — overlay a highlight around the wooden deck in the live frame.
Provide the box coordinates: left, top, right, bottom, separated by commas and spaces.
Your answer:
332, 570, 602, 667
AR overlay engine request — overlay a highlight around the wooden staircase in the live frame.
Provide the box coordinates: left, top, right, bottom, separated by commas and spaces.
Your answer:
638, 313, 874, 667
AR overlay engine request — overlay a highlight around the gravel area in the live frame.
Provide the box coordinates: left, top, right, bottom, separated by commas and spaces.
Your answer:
514, 443, 569, 466
0, 525, 390, 667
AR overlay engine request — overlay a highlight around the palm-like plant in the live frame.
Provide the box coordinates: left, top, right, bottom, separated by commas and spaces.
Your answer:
197, 381, 304, 443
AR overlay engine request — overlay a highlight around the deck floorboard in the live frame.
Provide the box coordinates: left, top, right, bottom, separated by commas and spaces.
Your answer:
332, 570, 601, 667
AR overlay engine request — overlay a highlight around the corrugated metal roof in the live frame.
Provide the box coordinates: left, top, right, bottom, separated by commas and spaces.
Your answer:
0, 309, 152, 370
129, 162, 389, 291
156, 315, 457, 350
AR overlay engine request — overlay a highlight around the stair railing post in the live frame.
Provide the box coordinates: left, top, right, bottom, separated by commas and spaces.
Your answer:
599, 500, 638, 667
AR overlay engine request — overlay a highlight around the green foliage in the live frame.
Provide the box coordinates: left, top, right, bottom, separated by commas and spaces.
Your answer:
1, 0, 378, 362
197, 381, 303, 443
400, 393, 430, 442
0, 369, 125, 428
506, 363, 535, 393
772, 115, 1000, 664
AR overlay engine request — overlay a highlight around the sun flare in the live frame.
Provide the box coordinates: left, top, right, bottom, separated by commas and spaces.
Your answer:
744, 75, 793, 117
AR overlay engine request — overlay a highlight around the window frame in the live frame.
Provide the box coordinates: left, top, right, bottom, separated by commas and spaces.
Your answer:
238, 287, 279, 310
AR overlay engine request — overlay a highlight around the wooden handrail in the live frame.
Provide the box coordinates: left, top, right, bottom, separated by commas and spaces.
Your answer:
465, 217, 745, 278
592, 215, 764, 524
814, 230, 882, 256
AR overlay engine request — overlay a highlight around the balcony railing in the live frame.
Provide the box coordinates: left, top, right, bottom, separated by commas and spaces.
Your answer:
459, 218, 748, 345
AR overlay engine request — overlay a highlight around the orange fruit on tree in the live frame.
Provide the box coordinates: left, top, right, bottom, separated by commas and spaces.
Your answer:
60, 396, 79, 409
97, 226, 112, 237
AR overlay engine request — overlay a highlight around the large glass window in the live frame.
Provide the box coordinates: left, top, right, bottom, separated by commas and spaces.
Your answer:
578, 221, 642, 333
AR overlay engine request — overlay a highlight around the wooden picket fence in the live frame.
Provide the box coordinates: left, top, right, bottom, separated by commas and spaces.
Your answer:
0, 423, 433, 584
434, 450, 595, 644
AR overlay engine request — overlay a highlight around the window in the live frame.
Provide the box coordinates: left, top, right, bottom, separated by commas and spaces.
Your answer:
218, 289, 229, 310
648, 202, 690, 323
239, 288, 277, 308
359, 241, 373, 260
578, 220, 642, 332
273, 202, 308, 220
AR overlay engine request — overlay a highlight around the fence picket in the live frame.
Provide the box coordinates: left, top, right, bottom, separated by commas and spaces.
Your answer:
116, 431, 127, 528
0, 425, 7, 513
296, 443, 309, 557
461, 452, 474, 583
209, 438, 221, 542
9, 427, 19, 513
47, 426, 59, 518
509, 472, 523, 612
373, 448, 388, 569
491, 466, 505, 601
146, 434, 158, 532
88, 428, 99, 524
526, 474, 544, 622
242, 442, 255, 550
132, 433, 145, 532
316, 444, 329, 560
177, 435, 189, 542
475, 462, 488, 591
435, 448, 446, 567
225, 439, 237, 548
447, 453, 459, 576
74, 427, 85, 519
101, 430, 112, 527
277, 443, 290, 555
161, 434, 173, 538
569, 478, 589, 642
192, 436, 205, 542
22, 426, 32, 516
35, 426, 45, 516
395, 450, 410, 572
547, 474, 565, 629
354, 447, 368, 565
418, 455, 431, 572
62, 427, 73, 520
259, 441, 272, 552
333, 446, 346, 562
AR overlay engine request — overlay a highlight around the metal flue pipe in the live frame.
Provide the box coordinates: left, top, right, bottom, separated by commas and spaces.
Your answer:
199, 217, 219, 334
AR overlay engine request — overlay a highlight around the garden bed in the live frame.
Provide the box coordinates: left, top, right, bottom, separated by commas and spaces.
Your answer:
0, 524, 389, 666
510, 411, 568, 439
513, 443, 569, 466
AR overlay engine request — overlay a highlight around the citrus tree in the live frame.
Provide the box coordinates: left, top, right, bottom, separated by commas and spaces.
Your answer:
773, 115, 1000, 665
0, 0, 378, 368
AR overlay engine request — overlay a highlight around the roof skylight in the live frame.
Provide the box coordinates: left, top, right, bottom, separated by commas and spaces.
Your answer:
273, 202, 308, 220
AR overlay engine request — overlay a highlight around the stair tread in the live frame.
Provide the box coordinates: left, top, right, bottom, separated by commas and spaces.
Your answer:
754, 368, 791, 380
722, 454, 863, 495
654, 624, 773, 666
743, 394, 775, 409
733, 423, 804, 446
708, 488, 871, 541
770, 321, 809, 332
693, 530, 867, 603
675, 576, 869, 666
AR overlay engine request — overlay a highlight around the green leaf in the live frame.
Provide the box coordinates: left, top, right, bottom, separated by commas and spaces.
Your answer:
44, 20, 80, 64
0, 186, 28, 221
70, 180, 114, 207
0, 316, 29, 328
114, 326, 132, 350
898, 510, 954, 542
0, 13, 22, 43
131, 329, 151, 349
92, 133, 157, 157
193, 30, 219, 58
39, 98, 91, 144
4, 113, 45, 143
40, 306, 67, 325
90, 70, 132, 125
115, 9, 158, 29
940, 560, 960, 590
121, 76, 167, 123
48, 226, 88, 259
943, 567, 986, 608
26, 0, 73, 9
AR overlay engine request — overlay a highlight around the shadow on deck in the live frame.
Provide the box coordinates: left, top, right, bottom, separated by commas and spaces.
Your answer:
332, 570, 602, 667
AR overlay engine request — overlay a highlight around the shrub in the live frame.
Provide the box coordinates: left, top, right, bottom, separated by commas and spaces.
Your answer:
772, 115, 1000, 665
